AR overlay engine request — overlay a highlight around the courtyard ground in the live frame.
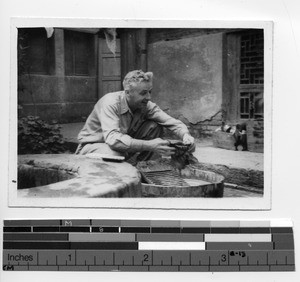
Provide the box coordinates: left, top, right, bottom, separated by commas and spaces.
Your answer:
60, 123, 264, 198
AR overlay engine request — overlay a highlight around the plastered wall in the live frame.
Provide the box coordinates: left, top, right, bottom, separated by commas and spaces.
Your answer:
148, 33, 223, 131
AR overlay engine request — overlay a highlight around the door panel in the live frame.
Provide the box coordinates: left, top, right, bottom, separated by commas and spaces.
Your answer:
98, 38, 121, 98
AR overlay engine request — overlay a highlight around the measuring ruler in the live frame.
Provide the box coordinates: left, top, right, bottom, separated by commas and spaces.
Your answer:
2, 219, 295, 272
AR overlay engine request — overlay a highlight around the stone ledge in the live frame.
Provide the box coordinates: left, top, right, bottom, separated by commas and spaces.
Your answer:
18, 154, 141, 198
194, 162, 263, 190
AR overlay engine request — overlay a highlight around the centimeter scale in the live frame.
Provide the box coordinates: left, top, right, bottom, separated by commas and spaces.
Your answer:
2, 219, 295, 272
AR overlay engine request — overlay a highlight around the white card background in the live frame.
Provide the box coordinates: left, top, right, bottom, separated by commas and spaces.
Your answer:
1, 0, 300, 281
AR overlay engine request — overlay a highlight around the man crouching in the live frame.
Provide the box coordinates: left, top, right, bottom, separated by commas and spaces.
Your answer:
76, 70, 195, 162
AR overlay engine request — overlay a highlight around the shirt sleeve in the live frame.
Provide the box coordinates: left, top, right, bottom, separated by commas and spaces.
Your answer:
146, 102, 190, 139
97, 96, 145, 152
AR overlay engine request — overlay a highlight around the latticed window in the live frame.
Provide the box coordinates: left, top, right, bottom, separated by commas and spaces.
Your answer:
240, 92, 264, 119
239, 30, 264, 119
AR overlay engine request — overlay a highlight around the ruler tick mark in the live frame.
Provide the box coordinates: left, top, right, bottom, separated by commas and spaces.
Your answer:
151, 251, 153, 266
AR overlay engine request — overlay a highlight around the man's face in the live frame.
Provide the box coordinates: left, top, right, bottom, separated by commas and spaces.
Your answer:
126, 81, 153, 111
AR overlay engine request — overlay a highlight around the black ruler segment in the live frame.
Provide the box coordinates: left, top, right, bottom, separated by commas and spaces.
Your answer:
60, 227, 90, 233
211, 227, 240, 233
92, 227, 119, 233
121, 227, 151, 233
2, 219, 295, 272
181, 227, 210, 233
240, 227, 271, 233
33, 227, 60, 232
3, 242, 138, 250
4, 241, 70, 250
271, 227, 293, 233
4, 227, 31, 233
151, 227, 181, 233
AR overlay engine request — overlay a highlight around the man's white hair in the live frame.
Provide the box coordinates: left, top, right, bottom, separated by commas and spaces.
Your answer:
123, 70, 153, 91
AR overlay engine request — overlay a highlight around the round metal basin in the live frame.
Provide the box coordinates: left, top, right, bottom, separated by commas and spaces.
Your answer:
138, 160, 225, 198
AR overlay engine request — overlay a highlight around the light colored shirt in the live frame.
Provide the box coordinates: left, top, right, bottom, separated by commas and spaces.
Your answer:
78, 91, 189, 152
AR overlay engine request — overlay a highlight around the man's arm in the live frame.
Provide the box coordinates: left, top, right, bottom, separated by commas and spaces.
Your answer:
98, 98, 175, 155
146, 102, 195, 150
97, 97, 139, 152
146, 102, 190, 138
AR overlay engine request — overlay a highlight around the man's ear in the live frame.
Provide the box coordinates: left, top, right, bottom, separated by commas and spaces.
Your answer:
145, 72, 153, 81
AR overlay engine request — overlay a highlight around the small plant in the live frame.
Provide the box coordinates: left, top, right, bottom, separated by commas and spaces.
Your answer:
18, 116, 66, 154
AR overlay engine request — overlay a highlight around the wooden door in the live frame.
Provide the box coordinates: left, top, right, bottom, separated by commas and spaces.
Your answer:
97, 38, 121, 98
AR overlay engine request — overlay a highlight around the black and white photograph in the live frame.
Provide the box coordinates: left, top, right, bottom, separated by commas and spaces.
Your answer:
10, 19, 272, 209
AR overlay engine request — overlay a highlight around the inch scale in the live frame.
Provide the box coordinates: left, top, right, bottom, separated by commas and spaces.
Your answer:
2, 219, 295, 272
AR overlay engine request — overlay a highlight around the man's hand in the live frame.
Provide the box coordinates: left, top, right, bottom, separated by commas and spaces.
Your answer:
183, 133, 196, 152
146, 138, 175, 156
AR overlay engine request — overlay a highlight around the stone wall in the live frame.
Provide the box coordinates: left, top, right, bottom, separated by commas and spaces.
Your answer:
18, 28, 98, 123
188, 111, 223, 138
18, 74, 96, 123
147, 33, 224, 137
